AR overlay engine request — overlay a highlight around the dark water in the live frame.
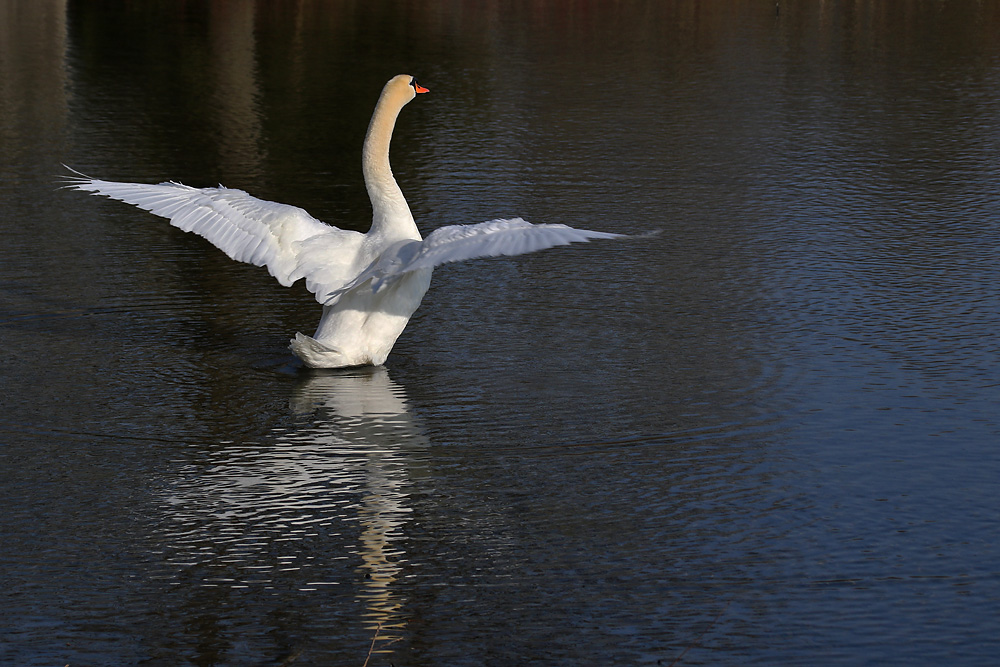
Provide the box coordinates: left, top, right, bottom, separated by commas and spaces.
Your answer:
2, 1, 999, 665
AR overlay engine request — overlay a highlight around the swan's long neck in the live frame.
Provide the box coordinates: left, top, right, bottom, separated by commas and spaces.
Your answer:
362, 89, 420, 240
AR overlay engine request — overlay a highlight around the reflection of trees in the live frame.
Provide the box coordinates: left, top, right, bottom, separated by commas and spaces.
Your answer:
0, 0, 68, 164
207, 1, 266, 181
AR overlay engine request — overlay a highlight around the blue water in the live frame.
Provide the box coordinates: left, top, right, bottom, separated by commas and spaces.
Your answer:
1, 1, 999, 665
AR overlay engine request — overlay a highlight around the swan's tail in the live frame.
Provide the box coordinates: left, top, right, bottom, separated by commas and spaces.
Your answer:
290, 333, 356, 368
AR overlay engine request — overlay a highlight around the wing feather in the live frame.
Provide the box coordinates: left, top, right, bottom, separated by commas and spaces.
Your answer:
64, 169, 364, 296
409, 218, 621, 272
319, 217, 622, 305
66, 170, 625, 310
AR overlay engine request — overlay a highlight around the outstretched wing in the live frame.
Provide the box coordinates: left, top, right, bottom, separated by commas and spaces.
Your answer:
64, 168, 364, 296
320, 217, 622, 305
407, 218, 622, 271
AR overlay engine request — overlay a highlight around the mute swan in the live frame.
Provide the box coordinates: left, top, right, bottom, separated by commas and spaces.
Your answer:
66, 74, 622, 368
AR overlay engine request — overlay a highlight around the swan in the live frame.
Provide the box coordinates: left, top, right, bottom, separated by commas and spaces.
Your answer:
65, 74, 622, 368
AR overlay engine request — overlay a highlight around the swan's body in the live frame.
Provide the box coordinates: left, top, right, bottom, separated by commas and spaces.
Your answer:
66, 74, 621, 368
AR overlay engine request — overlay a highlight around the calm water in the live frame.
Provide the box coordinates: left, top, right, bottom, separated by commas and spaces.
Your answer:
2, 1, 999, 665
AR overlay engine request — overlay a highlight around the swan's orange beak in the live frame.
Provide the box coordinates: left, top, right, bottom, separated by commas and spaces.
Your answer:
414, 83, 430, 94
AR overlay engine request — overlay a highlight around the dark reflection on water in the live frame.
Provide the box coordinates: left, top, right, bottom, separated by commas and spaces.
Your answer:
2, 0, 1000, 665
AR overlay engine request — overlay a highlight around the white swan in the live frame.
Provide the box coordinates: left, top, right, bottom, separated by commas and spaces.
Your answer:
66, 74, 622, 368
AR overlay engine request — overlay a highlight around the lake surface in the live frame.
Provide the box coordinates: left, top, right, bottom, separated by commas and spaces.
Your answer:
2, 1, 999, 665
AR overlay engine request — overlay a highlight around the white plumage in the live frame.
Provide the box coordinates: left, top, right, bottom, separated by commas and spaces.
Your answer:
66, 74, 622, 368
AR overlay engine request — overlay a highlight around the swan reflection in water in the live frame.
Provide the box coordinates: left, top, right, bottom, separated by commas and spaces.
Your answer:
156, 366, 426, 660
289, 367, 427, 642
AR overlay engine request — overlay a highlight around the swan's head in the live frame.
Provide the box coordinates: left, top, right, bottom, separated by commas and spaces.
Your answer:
382, 74, 430, 108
